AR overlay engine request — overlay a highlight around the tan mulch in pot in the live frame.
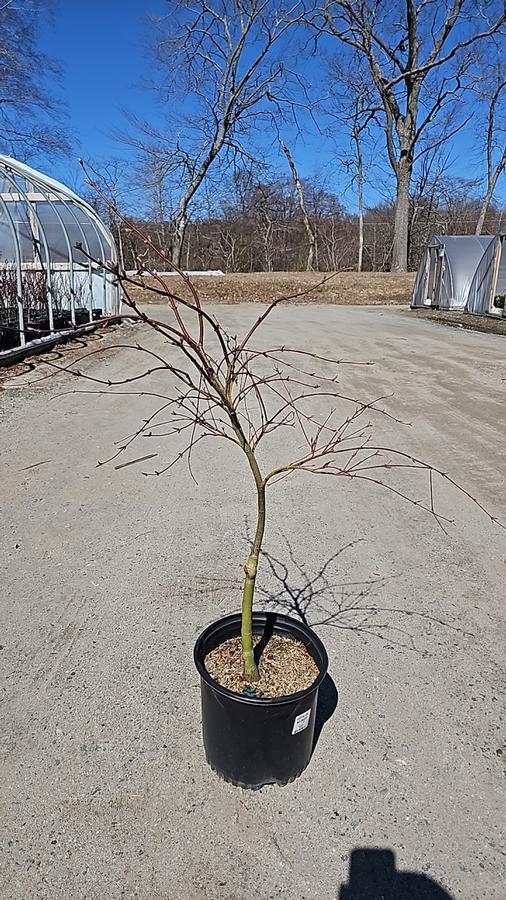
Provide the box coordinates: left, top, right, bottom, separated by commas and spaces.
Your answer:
204, 634, 319, 699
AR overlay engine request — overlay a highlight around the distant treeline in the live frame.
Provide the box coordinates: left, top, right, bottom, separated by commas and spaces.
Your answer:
113, 179, 505, 274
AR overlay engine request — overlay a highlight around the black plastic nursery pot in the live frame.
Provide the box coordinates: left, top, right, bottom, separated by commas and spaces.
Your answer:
54, 311, 72, 329
28, 313, 49, 330
0, 325, 19, 351
75, 307, 90, 325
194, 611, 329, 790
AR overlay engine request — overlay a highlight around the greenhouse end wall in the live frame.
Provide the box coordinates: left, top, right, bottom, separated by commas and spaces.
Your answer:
410, 235, 497, 313
0, 154, 121, 353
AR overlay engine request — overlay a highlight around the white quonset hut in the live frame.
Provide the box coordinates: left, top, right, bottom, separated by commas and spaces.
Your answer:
411, 235, 494, 311
0, 155, 121, 351
466, 233, 506, 317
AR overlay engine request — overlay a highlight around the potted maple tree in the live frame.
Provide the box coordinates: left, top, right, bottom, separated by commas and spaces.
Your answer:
63, 186, 500, 789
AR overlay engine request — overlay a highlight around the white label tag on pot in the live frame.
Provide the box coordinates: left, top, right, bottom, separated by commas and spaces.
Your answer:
292, 709, 311, 735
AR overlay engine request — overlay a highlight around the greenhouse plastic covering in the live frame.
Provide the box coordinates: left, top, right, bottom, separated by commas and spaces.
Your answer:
466, 234, 506, 316
0, 155, 120, 350
411, 235, 494, 311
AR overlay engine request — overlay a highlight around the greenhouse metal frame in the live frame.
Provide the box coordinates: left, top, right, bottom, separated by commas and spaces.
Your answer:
0, 154, 121, 352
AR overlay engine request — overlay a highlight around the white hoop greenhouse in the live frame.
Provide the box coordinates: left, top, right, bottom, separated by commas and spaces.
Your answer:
466, 233, 506, 317
0, 154, 121, 353
410, 235, 494, 311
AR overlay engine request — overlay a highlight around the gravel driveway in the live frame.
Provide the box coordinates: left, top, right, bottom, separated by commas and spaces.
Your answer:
1, 304, 504, 900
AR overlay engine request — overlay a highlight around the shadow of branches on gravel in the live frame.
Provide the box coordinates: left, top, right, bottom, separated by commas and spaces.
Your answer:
256, 531, 474, 655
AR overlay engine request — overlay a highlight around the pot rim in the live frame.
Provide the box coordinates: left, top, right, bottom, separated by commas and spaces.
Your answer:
194, 610, 329, 707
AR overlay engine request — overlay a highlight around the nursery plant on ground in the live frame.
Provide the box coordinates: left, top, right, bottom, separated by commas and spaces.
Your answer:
29, 175, 501, 787
40, 196, 500, 694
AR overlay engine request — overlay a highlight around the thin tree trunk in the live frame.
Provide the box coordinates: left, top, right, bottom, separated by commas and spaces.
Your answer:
475, 160, 505, 234
280, 141, 316, 271
475, 193, 491, 235
358, 203, 364, 273
354, 129, 364, 273
216, 389, 267, 683
185, 227, 191, 270
171, 215, 187, 267
263, 218, 273, 272
115, 220, 125, 269
241, 481, 266, 682
475, 79, 506, 236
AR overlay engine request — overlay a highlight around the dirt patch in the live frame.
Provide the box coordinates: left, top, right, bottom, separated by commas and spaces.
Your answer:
406, 307, 506, 336
127, 270, 415, 306
204, 634, 319, 699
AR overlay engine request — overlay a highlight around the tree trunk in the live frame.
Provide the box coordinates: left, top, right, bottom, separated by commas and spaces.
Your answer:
476, 80, 506, 235
357, 157, 364, 273
392, 164, 411, 272
358, 210, 364, 273
353, 128, 365, 272
185, 228, 191, 270
241, 481, 266, 682
280, 141, 316, 271
223, 399, 266, 684
115, 220, 125, 270
171, 215, 187, 268
475, 169, 503, 235
475, 194, 490, 235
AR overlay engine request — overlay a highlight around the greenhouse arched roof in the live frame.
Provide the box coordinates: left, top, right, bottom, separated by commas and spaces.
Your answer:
0, 154, 121, 351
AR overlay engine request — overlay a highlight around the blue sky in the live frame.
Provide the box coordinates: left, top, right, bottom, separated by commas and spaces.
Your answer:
39, 1, 504, 212
38, 0, 388, 208
40, 1, 165, 184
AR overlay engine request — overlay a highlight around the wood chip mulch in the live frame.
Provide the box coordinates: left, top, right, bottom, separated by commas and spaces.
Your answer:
204, 634, 319, 699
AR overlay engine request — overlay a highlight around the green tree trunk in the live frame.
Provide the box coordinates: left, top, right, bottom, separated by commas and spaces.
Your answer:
241, 482, 266, 681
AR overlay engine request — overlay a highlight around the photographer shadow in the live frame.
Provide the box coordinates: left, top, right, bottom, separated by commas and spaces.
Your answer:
338, 848, 454, 899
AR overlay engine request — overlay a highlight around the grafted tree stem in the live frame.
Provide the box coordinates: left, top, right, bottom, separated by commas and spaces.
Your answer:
241, 480, 266, 681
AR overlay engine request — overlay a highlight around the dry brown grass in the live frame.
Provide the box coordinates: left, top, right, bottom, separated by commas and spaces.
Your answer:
127, 270, 416, 306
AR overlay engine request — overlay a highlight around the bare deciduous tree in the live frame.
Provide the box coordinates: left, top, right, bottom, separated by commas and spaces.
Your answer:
328, 57, 380, 272
35, 167, 501, 683
316, 1, 506, 271
407, 146, 454, 266
130, 0, 306, 267
0, 0, 70, 159
84, 157, 140, 269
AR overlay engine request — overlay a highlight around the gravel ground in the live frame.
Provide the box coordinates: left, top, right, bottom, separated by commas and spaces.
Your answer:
0, 305, 505, 900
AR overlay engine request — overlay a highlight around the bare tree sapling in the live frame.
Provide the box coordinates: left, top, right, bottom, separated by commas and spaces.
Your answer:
29, 169, 498, 688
